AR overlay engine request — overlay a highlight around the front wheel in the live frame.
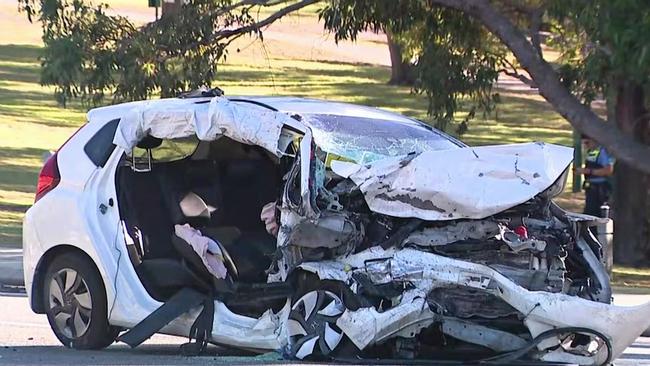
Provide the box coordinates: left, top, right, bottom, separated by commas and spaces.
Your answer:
287, 290, 348, 359
44, 252, 119, 349
285, 275, 363, 360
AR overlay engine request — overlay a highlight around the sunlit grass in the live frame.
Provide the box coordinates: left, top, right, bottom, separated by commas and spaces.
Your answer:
1, 0, 643, 287
612, 267, 650, 288
0, 43, 585, 246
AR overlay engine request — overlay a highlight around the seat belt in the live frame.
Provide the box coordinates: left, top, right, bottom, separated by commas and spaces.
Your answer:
117, 287, 214, 354
180, 295, 214, 356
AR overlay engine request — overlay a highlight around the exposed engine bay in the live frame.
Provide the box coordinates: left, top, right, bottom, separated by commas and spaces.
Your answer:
289, 168, 610, 302
273, 144, 617, 364
106, 95, 649, 366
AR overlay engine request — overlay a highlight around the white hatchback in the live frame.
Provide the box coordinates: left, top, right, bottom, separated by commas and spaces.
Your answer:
22, 92, 650, 364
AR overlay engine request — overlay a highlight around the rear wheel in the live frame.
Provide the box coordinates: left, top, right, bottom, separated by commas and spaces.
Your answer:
44, 252, 119, 349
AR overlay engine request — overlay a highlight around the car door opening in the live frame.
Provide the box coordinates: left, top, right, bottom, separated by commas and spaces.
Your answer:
115, 135, 292, 311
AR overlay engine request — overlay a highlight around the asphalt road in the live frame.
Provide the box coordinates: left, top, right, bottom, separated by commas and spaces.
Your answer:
1, 294, 650, 365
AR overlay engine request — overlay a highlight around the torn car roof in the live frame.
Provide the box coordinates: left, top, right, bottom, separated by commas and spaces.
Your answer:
105, 97, 292, 156
88, 96, 573, 221
86, 95, 428, 127
331, 142, 573, 221
87, 96, 463, 160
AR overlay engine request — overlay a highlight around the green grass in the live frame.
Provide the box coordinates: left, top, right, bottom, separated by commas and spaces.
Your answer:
1, 5, 646, 288
0, 44, 87, 245
613, 267, 650, 289
217, 59, 573, 143
0, 42, 584, 247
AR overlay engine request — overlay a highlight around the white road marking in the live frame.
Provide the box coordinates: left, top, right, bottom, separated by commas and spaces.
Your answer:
0, 320, 49, 329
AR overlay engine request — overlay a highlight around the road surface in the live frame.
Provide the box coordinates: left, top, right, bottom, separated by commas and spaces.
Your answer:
1, 293, 650, 365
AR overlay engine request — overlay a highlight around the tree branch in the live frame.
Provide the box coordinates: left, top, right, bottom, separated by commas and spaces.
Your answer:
498, 68, 537, 87
215, 0, 296, 18
213, 0, 320, 41
529, 5, 544, 58
494, 54, 537, 87
152, 0, 318, 59
430, 0, 650, 174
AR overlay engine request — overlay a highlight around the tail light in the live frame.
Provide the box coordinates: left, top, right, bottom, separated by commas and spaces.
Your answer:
34, 126, 83, 203
35, 153, 60, 203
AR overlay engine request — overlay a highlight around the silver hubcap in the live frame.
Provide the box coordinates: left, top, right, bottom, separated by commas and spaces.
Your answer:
48, 268, 92, 339
287, 290, 346, 359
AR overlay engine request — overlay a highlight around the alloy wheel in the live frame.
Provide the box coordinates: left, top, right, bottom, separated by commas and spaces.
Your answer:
287, 290, 346, 359
48, 268, 92, 339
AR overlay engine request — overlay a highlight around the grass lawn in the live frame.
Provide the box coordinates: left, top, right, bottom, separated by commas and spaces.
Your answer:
3, 4, 644, 288
613, 267, 650, 288
0, 42, 584, 246
0, 3, 601, 280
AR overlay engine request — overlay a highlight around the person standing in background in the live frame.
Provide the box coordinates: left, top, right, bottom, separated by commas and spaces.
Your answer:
575, 135, 615, 217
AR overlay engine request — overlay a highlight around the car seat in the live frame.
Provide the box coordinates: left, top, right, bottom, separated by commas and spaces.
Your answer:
118, 191, 234, 355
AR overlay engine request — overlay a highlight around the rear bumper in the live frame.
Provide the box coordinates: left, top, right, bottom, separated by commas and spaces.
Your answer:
22, 207, 43, 313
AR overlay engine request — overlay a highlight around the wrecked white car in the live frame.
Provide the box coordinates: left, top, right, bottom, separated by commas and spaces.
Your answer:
22, 90, 650, 365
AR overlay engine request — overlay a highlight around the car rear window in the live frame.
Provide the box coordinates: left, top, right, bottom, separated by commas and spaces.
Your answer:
84, 119, 119, 167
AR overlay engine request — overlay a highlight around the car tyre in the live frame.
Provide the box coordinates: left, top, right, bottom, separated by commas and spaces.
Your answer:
44, 252, 119, 349
286, 276, 361, 360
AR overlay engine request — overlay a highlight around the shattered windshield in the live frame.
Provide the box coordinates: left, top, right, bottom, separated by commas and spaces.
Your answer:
305, 114, 462, 164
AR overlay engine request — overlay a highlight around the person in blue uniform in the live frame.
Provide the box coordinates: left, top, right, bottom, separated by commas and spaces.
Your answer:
574, 135, 615, 217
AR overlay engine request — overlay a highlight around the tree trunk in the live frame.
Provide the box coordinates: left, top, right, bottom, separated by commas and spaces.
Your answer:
429, 0, 650, 173
162, 0, 183, 15
386, 32, 413, 86
612, 82, 650, 265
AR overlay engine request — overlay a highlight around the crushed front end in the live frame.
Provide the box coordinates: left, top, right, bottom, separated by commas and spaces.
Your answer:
271, 140, 650, 365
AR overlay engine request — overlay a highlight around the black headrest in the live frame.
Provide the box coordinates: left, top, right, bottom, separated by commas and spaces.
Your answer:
137, 136, 163, 149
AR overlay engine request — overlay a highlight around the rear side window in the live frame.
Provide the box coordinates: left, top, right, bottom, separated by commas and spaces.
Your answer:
84, 119, 119, 167
132, 136, 200, 163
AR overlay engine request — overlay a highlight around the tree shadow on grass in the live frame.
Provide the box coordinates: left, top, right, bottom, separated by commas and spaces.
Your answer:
0, 62, 40, 84
0, 146, 48, 161
0, 87, 85, 127
0, 44, 41, 64
0, 147, 46, 193
218, 59, 389, 83
0, 165, 38, 193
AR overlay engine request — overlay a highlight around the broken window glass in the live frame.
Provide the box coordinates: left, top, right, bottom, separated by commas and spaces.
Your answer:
305, 114, 462, 164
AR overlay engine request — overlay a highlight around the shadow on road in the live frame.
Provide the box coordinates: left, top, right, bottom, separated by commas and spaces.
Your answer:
0, 344, 286, 365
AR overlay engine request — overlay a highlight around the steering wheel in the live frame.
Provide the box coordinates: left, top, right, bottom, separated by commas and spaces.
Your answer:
214, 240, 239, 280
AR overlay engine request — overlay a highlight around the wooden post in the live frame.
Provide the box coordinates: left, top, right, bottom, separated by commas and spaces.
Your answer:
597, 219, 614, 275
572, 129, 582, 192
147, 0, 160, 20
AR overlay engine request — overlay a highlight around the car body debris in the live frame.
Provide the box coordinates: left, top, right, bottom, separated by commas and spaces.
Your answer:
24, 94, 650, 366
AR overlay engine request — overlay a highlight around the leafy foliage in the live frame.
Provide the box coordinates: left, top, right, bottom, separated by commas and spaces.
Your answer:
320, 0, 505, 132
17, 0, 290, 106
18, 0, 134, 106
549, 0, 650, 104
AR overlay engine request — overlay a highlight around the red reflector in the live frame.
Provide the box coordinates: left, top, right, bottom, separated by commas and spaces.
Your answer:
514, 225, 528, 239
34, 153, 60, 203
